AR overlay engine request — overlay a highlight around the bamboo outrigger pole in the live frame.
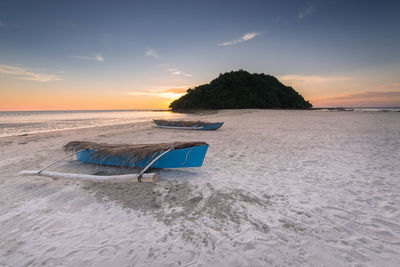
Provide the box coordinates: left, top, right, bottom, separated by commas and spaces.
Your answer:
20, 148, 175, 183
20, 170, 158, 182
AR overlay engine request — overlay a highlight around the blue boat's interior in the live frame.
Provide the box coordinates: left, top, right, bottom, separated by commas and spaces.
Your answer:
155, 121, 223, 130
76, 144, 209, 168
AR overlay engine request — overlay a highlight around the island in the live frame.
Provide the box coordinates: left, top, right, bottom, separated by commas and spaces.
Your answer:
169, 70, 312, 110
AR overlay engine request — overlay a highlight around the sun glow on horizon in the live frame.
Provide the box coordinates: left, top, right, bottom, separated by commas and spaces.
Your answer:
0, 83, 186, 111
2, 76, 400, 110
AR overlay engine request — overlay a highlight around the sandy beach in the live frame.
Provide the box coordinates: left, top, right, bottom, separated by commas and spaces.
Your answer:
0, 109, 399, 266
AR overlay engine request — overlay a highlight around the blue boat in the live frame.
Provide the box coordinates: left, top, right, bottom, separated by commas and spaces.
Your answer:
65, 141, 209, 169
20, 141, 209, 183
153, 120, 223, 130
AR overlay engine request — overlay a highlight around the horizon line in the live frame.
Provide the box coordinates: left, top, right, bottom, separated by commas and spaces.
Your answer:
1, 106, 400, 112
0, 108, 171, 112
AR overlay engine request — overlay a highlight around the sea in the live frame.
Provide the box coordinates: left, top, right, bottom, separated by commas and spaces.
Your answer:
0, 107, 398, 137
0, 110, 185, 137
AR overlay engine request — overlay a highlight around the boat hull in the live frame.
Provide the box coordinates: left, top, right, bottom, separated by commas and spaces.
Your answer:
76, 144, 209, 168
154, 122, 223, 130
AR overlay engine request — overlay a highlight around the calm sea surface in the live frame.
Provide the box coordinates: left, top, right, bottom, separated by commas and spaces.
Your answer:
0, 110, 185, 137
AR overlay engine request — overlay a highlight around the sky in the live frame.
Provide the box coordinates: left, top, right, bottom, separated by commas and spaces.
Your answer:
0, 0, 400, 110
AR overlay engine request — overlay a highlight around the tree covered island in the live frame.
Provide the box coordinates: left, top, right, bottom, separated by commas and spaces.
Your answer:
170, 70, 312, 110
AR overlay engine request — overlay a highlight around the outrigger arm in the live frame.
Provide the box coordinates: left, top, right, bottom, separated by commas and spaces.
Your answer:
137, 148, 173, 182
20, 148, 175, 183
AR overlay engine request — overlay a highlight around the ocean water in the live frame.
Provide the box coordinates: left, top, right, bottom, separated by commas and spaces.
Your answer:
0, 110, 184, 137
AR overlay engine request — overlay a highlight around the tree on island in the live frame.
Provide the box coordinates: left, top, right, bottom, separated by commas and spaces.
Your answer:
169, 70, 312, 110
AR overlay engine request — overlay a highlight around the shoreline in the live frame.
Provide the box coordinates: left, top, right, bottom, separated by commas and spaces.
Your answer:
2, 107, 399, 138
0, 119, 155, 139
0, 109, 225, 138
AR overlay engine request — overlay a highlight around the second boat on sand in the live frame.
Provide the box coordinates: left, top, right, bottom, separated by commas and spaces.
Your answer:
153, 119, 223, 130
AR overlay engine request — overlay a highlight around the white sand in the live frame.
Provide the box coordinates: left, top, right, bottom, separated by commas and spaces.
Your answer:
0, 109, 399, 266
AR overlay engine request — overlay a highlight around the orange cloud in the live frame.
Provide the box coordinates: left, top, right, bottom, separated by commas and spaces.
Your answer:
312, 91, 400, 107
375, 83, 400, 89
127, 86, 191, 100
0, 64, 62, 82
279, 74, 351, 83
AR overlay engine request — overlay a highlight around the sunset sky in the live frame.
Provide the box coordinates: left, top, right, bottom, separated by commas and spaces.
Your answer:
1, 0, 399, 110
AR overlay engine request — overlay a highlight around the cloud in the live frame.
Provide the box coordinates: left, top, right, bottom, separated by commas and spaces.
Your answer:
167, 68, 192, 77
298, 3, 316, 19
326, 91, 400, 101
279, 74, 351, 83
0, 64, 62, 82
376, 83, 400, 89
127, 86, 191, 99
313, 91, 400, 107
0, 21, 19, 28
162, 87, 189, 94
145, 48, 159, 59
218, 32, 261, 46
71, 53, 104, 62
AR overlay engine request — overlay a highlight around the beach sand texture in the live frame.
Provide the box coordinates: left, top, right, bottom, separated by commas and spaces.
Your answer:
0, 109, 399, 266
